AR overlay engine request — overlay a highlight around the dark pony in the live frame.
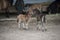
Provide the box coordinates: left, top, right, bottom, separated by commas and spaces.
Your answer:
32, 8, 47, 31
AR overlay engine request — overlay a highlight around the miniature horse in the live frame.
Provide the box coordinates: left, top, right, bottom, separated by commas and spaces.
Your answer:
32, 8, 47, 31
17, 11, 31, 30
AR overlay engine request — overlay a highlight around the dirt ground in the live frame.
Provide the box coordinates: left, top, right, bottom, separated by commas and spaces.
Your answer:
0, 14, 60, 40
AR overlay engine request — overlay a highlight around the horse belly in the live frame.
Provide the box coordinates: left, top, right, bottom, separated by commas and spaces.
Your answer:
21, 16, 28, 23
18, 15, 26, 23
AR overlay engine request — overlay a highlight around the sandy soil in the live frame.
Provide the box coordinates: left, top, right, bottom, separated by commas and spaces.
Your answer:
0, 14, 60, 40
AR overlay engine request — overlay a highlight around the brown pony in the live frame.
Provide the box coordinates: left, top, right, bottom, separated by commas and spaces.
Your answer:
32, 8, 47, 31
17, 11, 31, 30
27, 8, 47, 31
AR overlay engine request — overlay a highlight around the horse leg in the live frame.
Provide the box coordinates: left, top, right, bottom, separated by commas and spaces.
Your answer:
18, 22, 20, 30
22, 21, 27, 30
36, 20, 40, 30
26, 22, 29, 30
43, 15, 46, 23
26, 18, 32, 30
22, 22, 28, 30
36, 16, 41, 30
41, 16, 47, 31
18, 20, 21, 29
23, 18, 31, 30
